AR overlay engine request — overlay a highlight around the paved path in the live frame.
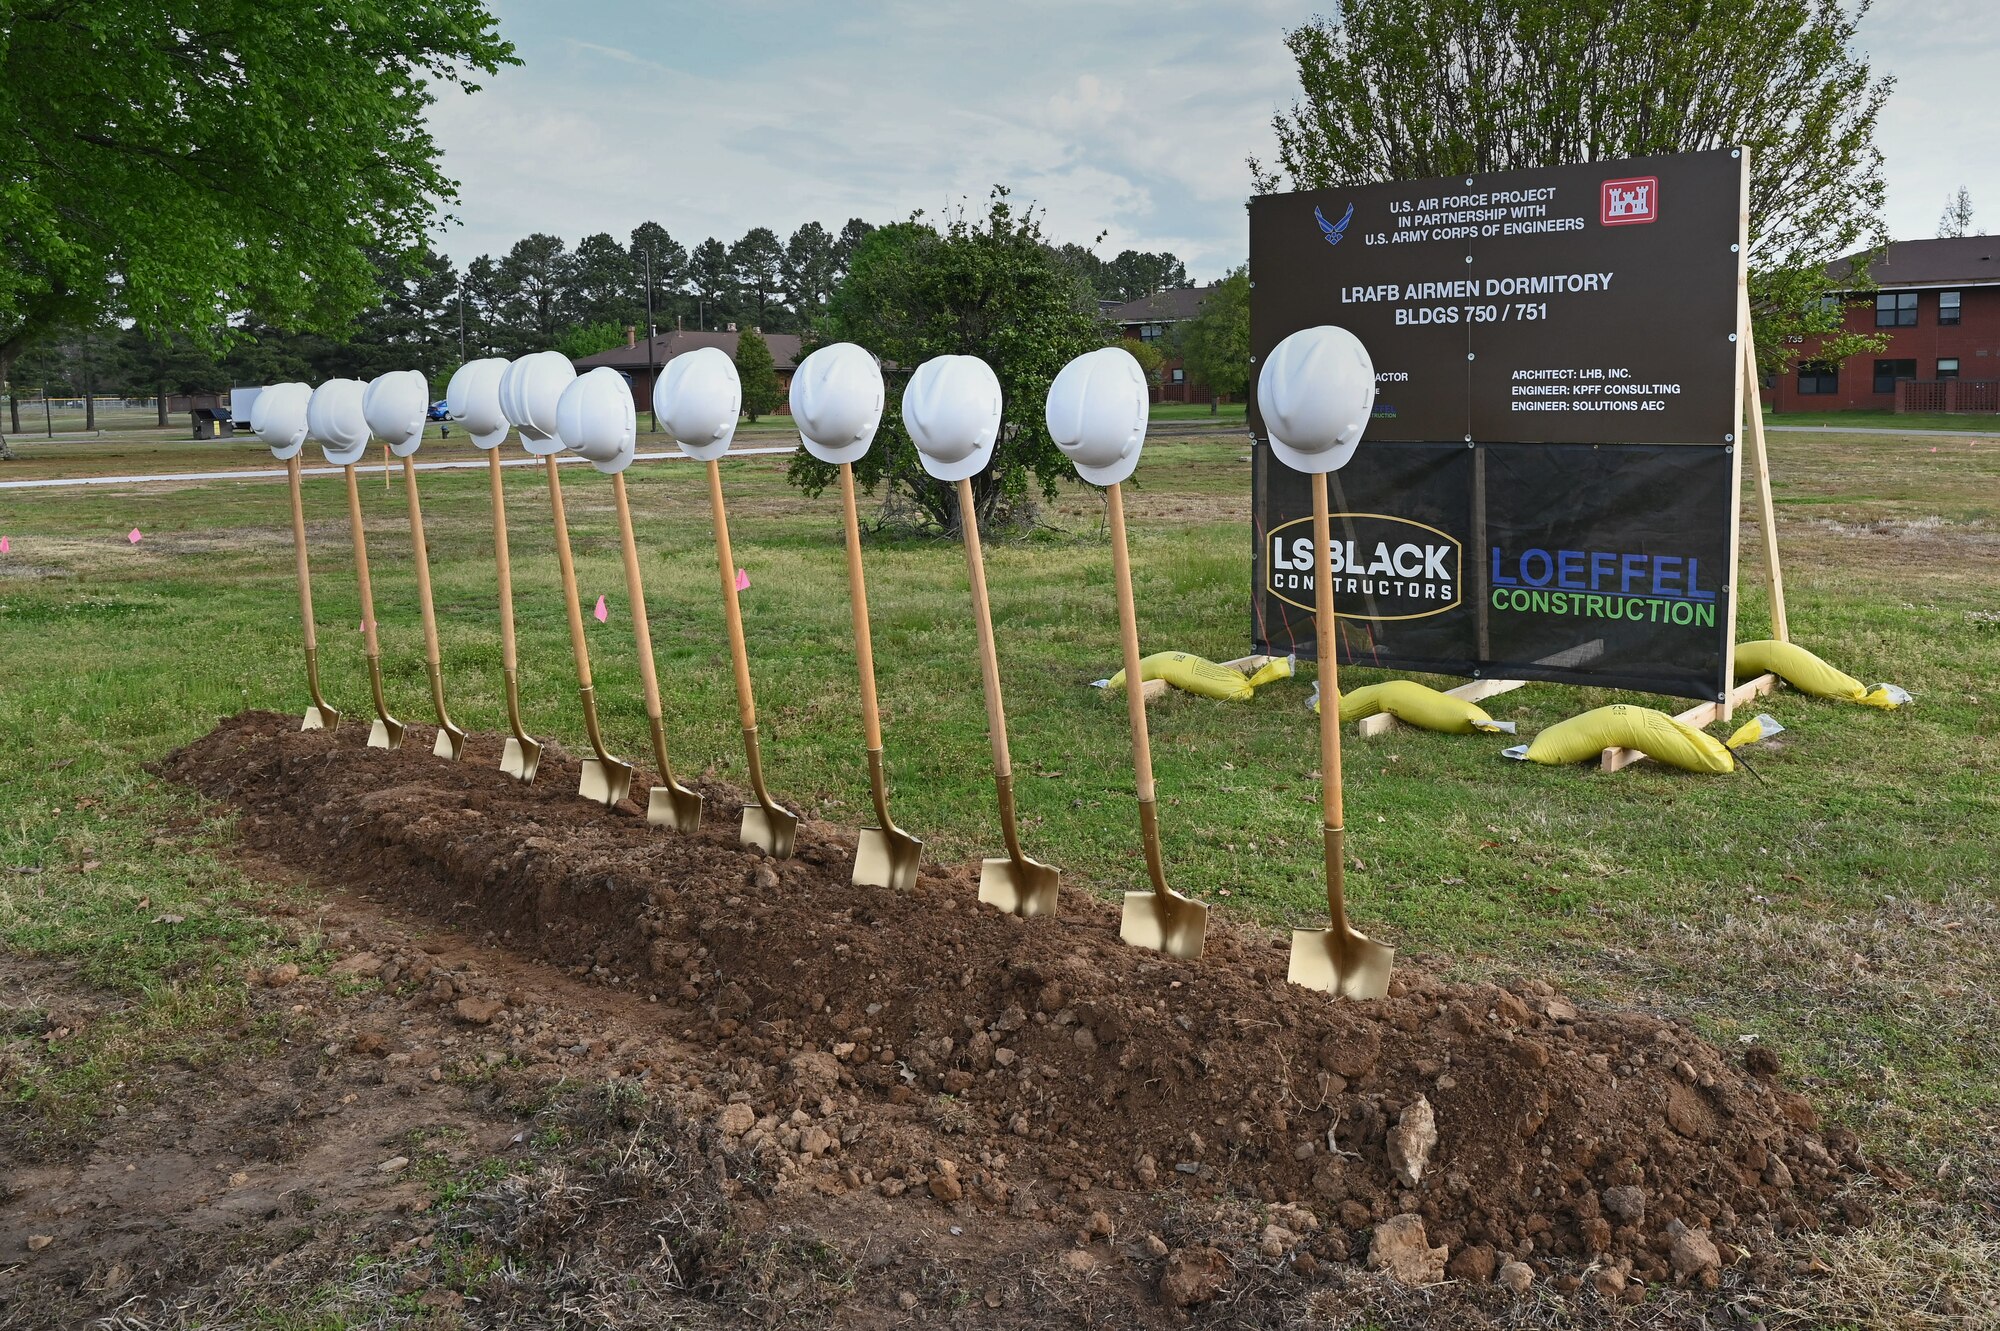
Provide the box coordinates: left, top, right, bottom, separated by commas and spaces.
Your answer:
0, 445, 801, 492
1767, 424, 1997, 439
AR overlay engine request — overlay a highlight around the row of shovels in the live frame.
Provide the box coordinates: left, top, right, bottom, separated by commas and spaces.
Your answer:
251, 328, 1394, 999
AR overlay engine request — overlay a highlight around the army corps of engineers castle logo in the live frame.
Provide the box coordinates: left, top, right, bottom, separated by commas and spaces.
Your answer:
1601, 176, 1658, 225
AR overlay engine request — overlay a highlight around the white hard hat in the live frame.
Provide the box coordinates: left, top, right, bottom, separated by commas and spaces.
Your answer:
250, 382, 313, 461
363, 369, 430, 457
1257, 325, 1375, 475
307, 378, 370, 467
791, 342, 884, 466
1046, 346, 1148, 487
446, 357, 511, 450
557, 367, 637, 475
499, 350, 576, 455
903, 355, 1001, 483
655, 347, 741, 461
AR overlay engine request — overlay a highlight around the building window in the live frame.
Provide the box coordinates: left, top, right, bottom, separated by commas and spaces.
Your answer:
1873, 359, 1917, 394
1170, 368, 1185, 384
1938, 358, 1960, 380
1875, 292, 1918, 327
1939, 290, 1961, 325
1138, 323, 1165, 343
1818, 294, 1843, 314
1797, 362, 1839, 395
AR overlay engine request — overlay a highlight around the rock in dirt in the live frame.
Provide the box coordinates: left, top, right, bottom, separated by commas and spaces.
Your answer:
330, 952, 383, 978
1445, 1242, 1496, 1284
453, 996, 503, 1025
1497, 1260, 1534, 1294
264, 963, 300, 988
788, 1050, 842, 1096
715, 1103, 755, 1138
1743, 1043, 1782, 1078
1602, 1184, 1646, 1225
1159, 1246, 1229, 1307
1387, 1095, 1438, 1186
1367, 1213, 1448, 1286
25, 1235, 53, 1253
1668, 1219, 1723, 1286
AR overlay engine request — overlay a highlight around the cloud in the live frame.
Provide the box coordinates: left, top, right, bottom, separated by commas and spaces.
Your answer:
423, 0, 1999, 283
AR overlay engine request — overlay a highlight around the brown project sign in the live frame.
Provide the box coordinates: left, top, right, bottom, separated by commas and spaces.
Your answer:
1249, 149, 1750, 701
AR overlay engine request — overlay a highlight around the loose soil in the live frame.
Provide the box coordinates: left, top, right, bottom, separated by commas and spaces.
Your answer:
1, 713, 1896, 1327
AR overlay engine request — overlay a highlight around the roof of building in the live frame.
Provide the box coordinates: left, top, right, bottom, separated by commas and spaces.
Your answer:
572, 329, 803, 373
1830, 235, 2000, 289
1107, 286, 1211, 325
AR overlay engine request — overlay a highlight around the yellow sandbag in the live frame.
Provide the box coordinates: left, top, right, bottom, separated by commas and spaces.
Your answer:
1736, 640, 1911, 709
1502, 704, 1784, 773
1246, 655, 1296, 689
1324, 680, 1517, 734
1098, 651, 1293, 701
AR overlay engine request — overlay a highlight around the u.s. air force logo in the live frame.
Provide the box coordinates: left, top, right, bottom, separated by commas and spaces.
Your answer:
1265, 513, 1461, 621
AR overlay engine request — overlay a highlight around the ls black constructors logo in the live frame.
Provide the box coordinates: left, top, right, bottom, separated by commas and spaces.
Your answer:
1266, 513, 1461, 621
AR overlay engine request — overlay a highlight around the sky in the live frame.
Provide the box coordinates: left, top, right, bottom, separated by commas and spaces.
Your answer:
423, 0, 2000, 282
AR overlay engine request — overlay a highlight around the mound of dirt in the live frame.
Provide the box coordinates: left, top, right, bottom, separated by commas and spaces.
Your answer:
162, 713, 1878, 1296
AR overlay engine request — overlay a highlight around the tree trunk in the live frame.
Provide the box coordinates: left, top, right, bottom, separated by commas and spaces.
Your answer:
0, 348, 16, 458
1209, 395, 1219, 415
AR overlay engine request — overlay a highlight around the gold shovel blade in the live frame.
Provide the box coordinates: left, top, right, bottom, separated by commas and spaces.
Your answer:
978, 857, 1060, 919
302, 705, 337, 733
367, 718, 405, 751
1119, 890, 1209, 960
500, 736, 541, 784
1286, 927, 1395, 1000
647, 783, 704, 833
578, 757, 635, 807
741, 803, 799, 859
432, 725, 467, 762
854, 826, 923, 892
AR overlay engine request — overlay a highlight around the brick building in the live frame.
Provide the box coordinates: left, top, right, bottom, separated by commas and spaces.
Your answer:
1766, 235, 2000, 414
572, 327, 802, 414
1107, 286, 1219, 403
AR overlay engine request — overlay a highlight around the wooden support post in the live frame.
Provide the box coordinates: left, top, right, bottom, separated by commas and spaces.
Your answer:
1598, 673, 1778, 773
1742, 326, 1789, 643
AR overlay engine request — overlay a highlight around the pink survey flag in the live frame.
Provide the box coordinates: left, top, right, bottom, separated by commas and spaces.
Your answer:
128, 528, 143, 544
735, 567, 750, 591
593, 594, 608, 623
0, 536, 10, 554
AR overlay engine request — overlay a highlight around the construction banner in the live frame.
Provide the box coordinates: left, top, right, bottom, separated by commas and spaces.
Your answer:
1251, 442, 1735, 700
1248, 148, 1749, 700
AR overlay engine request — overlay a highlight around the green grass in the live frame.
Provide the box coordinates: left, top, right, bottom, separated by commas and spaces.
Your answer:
1, 433, 1996, 1193
1149, 400, 1245, 422
1763, 407, 2000, 431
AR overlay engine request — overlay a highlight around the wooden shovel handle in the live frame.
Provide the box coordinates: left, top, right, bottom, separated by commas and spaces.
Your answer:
838, 463, 885, 752
544, 455, 593, 690
1312, 471, 1350, 930
402, 455, 444, 670
1107, 484, 1155, 804
612, 474, 664, 723
708, 459, 758, 730
287, 455, 318, 653
488, 449, 521, 673
956, 477, 1012, 781
343, 464, 382, 659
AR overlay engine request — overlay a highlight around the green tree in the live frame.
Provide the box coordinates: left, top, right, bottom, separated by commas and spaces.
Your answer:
1172, 267, 1248, 413
0, 0, 513, 457
1937, 187, 1976, 239
1120, 337, 1166, 390
554, 321, 628, 362
781, 222, 839, 331
1102, 249, 1189, 301
492, 234, 574, 355
729, 227, 786, 331
1254, 0, 1891, 372
789, 190, 1110, 532
628, 222, 689, 332
570, 233, 638, 327
734, 326, 782, 422
688, 238, 733, 329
